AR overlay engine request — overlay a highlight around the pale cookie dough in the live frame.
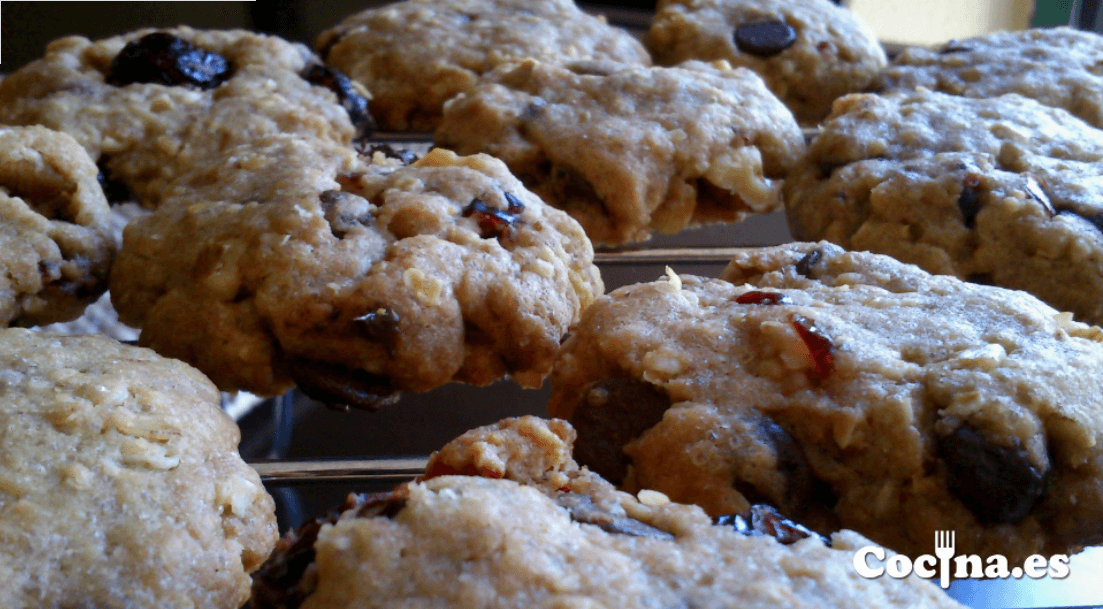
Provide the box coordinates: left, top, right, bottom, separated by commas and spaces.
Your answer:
316, 0, 651, 131
549, 242, 1103, 562
874, 27, 1103, 130
436, 58, 804, 245
647, 0, 886, 124
784, 89, 1103, 326
0, 125, 115, 327
0, 328, 277, 609
0, 27, 370, 208
111, 146, 603, 402
251, 416, 963, 609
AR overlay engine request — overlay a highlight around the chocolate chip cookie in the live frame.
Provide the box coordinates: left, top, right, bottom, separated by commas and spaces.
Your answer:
435, 58, 804, 245
785, 88, 1103, 326
0, 27, 370, 209
251, 416, 963, 609
110, 146, 603, 402
874, 27, 1103, 130
316, 0, 651, 131
0, 125, 115, 327
0, 328, 277, 609
549, 242, 1103, 562
647, 0, 886, 124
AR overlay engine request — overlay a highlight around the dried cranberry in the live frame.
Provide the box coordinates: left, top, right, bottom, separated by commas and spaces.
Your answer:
462, 197, 524, 240
735, 290, 791, 305
734, 20, 797, 57
106, 32, 231, 89
790, 315, 834, 380
301, 64, 375, 140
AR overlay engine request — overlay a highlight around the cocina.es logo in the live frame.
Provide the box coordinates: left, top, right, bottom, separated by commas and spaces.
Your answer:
854, 531, 1070, 588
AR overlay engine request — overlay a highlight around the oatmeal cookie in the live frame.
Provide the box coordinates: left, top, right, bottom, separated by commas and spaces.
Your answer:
874, 27, 1103, 130
110, 146, 603, 402
0, 125, 115, 327
316, 0, 650, 131
251, 416, 963, 609
0, 328, 277, 609
784, 89, 1103, 326
549, 242, 1103, 562
0, 27, 370, 208
647, 0, 886, 124
435, 58, 804, 245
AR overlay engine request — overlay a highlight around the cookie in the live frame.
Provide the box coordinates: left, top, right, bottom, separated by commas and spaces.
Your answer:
0, 27, 371, 209
784, 88, 1103, 326
251, 416, 963, 609
0, 328, 277, 608
548, 242, 1103, 562
874, 27, 1103, 130
110, 146, 603, 402
646, 0, 886, 124
316, 0, 651, 131
435, 58, 804, 245
0, 125, 115, 327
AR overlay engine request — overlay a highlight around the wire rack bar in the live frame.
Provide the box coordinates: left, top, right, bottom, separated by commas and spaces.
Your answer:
251, 457, 429, 484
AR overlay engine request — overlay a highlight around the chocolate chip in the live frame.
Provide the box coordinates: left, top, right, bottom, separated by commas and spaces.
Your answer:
251, 491, 405, 609
462, 197, 523, 240
320, 190, 374, 238
938, 425, 1047, 523
300, 64, 375, 141
740, 418, 814, 516
958, 176, 984, 229
557, 493, 674, 540
106, 32, 231, 89
287, 358, 399, 412
715, 504, 830, 546
795, 248, 822, 278
357, 142, 419, 165
354, 308, 400, 355
734, 20, 797, 57
569, 378, 672, 485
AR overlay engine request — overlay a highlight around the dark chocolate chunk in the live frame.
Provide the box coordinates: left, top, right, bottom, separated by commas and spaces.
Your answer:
106, 32, 231, 89
734, 290, 791, 305
790, 315, 834, 380
715, 504, 830, 546
357, 142, 419, 165
462, 197, 523, 240
938, 425, 1047, 523
301, 64, 375, 140
958, 175, 984, 229
557, 493, 674, 540
287, 358, 399, 412
738, 418, 814, 516
319, 190, 374, 238
569, 378, 672, 484
354, 308, 401, 355
734, 20, 797, 57
795, 248, 822, 278
251, 491, 405, 609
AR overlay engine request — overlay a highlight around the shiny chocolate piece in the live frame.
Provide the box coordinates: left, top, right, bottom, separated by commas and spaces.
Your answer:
354, 308, 401, 355
734, 20, 797, 57
287, 358, 399, 412
938, 425, 1047, 523
462, 197, 524, 240
741, 418, 814, 516
715, 504, 830, 546
106, 32, 231, 89
300, 64, 375, 140
795, 248, 822, 278
569, 378, 673, 484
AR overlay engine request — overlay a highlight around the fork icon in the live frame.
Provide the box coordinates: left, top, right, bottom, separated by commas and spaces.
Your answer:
934, 530, 956, 589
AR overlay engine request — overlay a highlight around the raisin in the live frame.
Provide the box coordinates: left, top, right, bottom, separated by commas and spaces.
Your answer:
556, 493, 674, 540
958, 174, 984, 228
938, 425, 1047, 523
790, 315, 834, 380
462, 197, 523, 240
795, 248, 822, 278
734, 20, 797, 57
569, 378, 672, 484
287, 358, 399, 412
301, 64, 374, 141
715, 504, 830, 546
106, 32, 230, 89
735, 290, 791, 305
354, 308, 400, 355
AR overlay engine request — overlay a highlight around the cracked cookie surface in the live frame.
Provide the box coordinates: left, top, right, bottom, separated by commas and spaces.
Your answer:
316, 0, 650, 131
0, 328, 276, 609
436, 58, 804, 245
874, 27, 1103, 130
785, 89, 1103, 326
251, 416, 962, 609
0, 125, 115, 327
647, 0, 886, 124
549, 242, 1103, 562
111, 147, 603, 400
